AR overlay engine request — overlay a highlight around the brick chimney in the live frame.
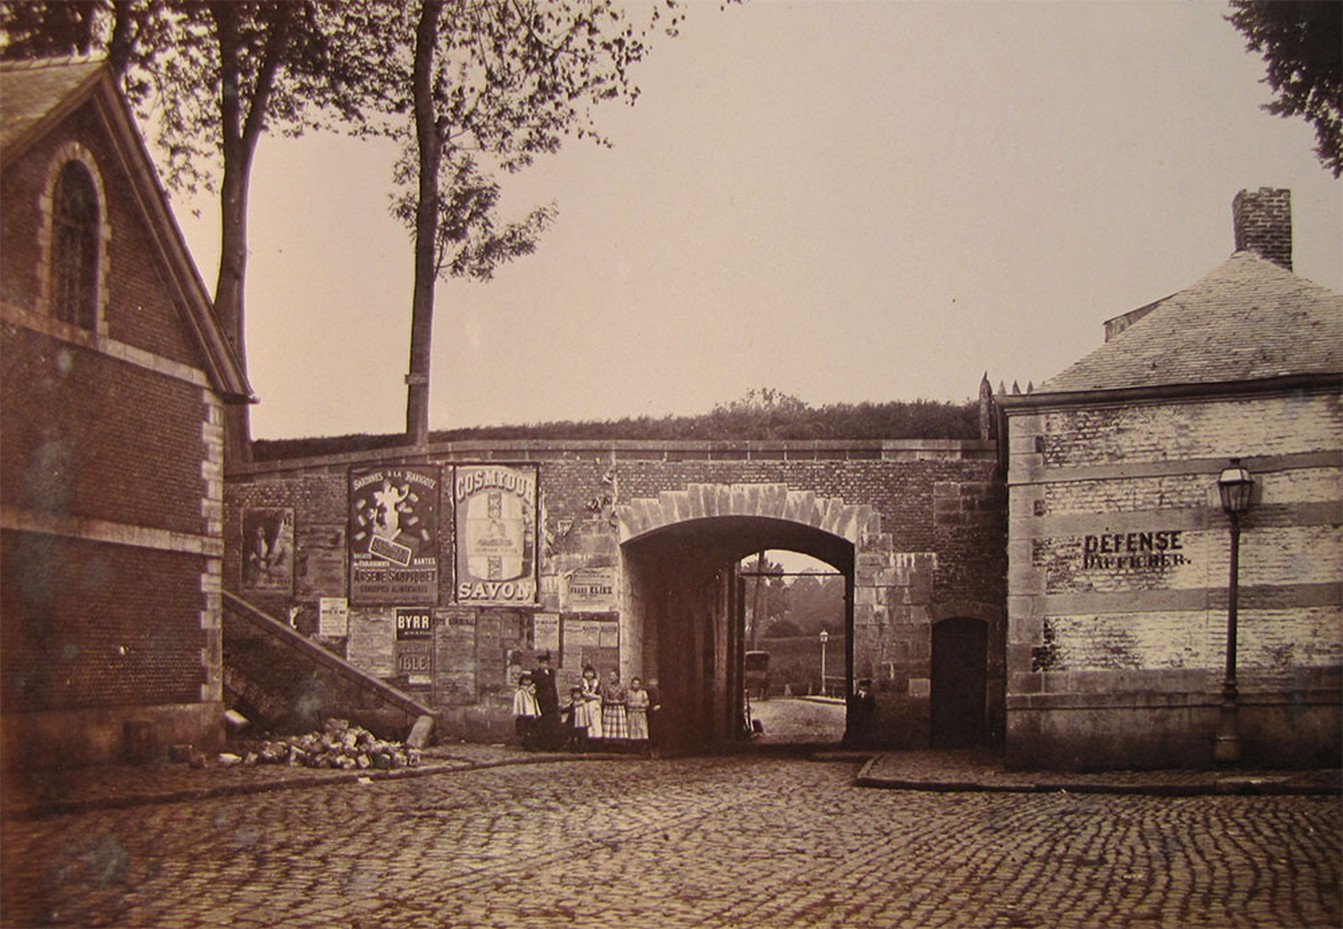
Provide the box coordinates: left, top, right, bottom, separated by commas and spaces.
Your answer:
1232, 187, 1292, 271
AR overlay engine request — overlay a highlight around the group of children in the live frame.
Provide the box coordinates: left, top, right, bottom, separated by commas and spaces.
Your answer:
513, 663, 657, 752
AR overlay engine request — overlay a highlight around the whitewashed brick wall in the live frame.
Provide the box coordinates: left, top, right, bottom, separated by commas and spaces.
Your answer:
1009, 389, 1341, 677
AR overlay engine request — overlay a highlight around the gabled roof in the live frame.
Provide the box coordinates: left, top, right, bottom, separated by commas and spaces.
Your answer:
0, 57, 254, 404
0, 56, 105, 151
1039, 251, 1343, 395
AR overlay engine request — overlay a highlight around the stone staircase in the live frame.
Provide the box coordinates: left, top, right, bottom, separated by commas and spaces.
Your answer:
222, 591, 434, 743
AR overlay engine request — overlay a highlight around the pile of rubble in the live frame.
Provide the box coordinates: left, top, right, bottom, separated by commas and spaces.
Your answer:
216, 719, 423, 771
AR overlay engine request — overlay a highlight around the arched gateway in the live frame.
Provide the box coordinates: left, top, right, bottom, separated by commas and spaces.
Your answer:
616, 484, 876, 747
224, 438, 1003, 751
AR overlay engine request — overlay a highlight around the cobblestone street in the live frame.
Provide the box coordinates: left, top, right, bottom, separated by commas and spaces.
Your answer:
3, 756, 1339, 929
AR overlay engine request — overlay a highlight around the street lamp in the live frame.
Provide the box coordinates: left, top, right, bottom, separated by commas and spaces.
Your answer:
1214, 459, 1254, 764
819, 630, 830, 696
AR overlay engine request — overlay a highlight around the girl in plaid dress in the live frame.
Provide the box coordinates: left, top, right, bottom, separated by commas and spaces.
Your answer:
600, 669, 628, 741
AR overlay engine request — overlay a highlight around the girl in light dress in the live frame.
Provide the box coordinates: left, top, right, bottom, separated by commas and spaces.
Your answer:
625, 677, 650, 742
600, 669, 629, 741
561, 686, 589, 751
579, 665, 604, 741
512, 674, 540, 750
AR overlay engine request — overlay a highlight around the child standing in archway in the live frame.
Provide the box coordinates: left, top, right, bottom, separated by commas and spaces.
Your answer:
626, 677, 650, 743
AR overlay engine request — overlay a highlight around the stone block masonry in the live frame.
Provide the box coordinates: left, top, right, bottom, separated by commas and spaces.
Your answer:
226, 438, 1004, 749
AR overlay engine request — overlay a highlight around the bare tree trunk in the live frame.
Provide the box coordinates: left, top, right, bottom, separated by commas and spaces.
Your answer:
405, 0, 444, 447
106, 0, 136, 76
216, 153, 253, 466
210, 2, 289, 467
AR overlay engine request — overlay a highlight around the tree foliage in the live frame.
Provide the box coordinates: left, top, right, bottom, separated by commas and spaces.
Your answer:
4, 0, 705, 452
2, 1, 396, 463
1227, 0, 1343, 177
786, 573, 845, 636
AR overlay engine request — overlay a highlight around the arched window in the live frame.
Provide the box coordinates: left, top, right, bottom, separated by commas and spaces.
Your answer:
50, 160, 100, 330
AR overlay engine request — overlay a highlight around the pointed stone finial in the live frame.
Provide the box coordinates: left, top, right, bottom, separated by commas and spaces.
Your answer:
978, 374, 995, 441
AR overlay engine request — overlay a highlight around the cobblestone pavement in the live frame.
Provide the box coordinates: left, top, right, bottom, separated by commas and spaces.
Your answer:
2, 756, 1339, 929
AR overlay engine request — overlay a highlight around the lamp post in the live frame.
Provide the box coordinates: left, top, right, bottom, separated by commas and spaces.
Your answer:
1214, 459, 1254, 764
819, 629, 830, 696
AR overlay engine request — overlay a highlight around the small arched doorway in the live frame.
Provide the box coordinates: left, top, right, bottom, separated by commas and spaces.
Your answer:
930, 616, 988, 748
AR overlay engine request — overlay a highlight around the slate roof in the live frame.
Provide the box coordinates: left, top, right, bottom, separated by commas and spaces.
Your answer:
1041, 251, 1343, 394
0, 56, 106, 152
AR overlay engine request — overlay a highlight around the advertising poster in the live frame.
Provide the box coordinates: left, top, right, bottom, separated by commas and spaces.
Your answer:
349, 467, 439, 605
453, 465, 538, 604
241, 508, 294, 593
394, 609, 434, 685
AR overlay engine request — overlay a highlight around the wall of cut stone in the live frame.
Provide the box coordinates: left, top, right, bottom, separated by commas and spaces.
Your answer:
225, 440, 1004, 745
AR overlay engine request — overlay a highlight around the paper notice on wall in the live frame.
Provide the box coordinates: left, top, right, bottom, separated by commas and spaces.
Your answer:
534, 612, 560, 652
598, 623, 619, 649
566, 619, 601, 648
346, 612, 395, 678
562, 567, 617, 611
319, 597, 349, 637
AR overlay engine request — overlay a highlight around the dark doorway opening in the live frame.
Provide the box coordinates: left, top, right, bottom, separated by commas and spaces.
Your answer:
930, 616, 987, 748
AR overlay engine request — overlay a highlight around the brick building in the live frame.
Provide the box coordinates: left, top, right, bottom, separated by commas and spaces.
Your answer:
999, 189, 1342, 769
1, 59, 253, 767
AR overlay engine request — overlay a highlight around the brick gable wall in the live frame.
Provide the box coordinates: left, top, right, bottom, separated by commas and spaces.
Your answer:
0, 102, 204, 367
1, 85, 228, 766
2, 323, 209, 535
1, 532, 207, 712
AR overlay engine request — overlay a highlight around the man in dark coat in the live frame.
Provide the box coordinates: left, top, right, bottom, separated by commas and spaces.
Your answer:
531, 651, 561, 749
847, 678, 877, 748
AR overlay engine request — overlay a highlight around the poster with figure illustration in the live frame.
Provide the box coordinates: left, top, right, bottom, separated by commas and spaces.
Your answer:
242, 508, 294, 592
453, 464, 538, 604
349, 467, 439, 604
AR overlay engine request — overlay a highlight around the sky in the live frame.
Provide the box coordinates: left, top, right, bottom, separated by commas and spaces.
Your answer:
169, 0, 1343, 440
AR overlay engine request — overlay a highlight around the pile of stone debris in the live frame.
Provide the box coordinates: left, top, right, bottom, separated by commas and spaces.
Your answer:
216, 718, 423, 771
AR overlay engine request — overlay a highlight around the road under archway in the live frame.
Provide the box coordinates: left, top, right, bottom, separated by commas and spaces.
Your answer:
621, 516, 854, 752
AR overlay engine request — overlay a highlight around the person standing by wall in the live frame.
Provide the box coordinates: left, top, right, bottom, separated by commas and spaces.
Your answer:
846, 678, 877, 748
532, 652, 561, 749
561, 686, 589, 751
580, 665, 604, 741
626, 677, 651, 744
600, 669, 628, 743
645, 676, 663, 754
512, 674, 540, 750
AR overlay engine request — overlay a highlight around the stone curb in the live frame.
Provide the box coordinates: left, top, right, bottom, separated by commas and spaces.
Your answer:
4, 751, 635, 821
11, 751, 1337, 820
854, 756, 1343, 797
